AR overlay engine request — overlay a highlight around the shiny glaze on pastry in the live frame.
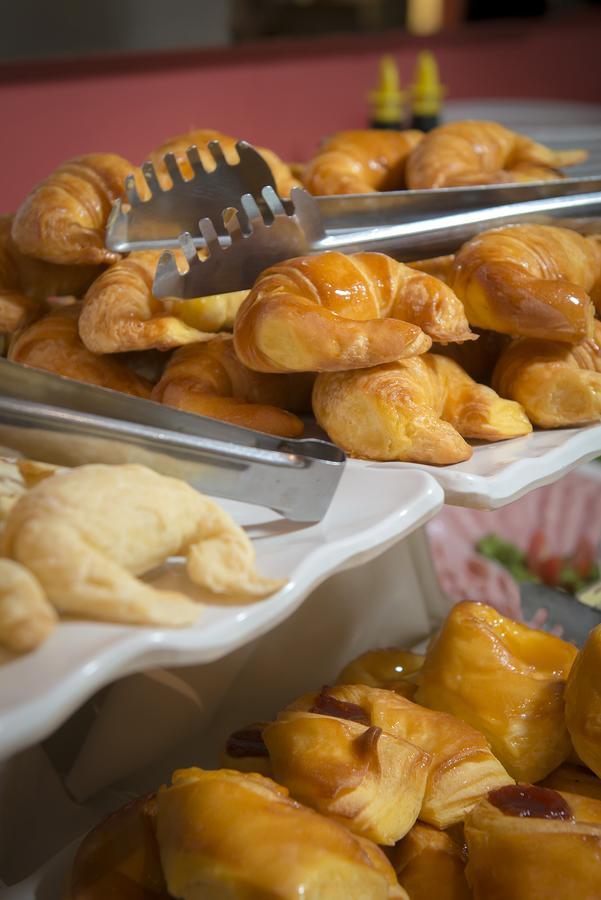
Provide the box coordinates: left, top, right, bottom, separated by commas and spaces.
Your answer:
8, 308, 153, 397
234, 251, 475, 373
289, 684, 513, 829
492, 321, 601, 427
151, 336, 312, 438
389, 822, 471, 900
303, 129, 423, 195
450, 224, 599, 343
312, 354, 531, 464
337, 648, 424, 700
415, 601, 578, 783
156, 767, 406, 898
263, 707, 431, 844
148, 128, 301, 198
406, 120, 587, 188
565, 623, 601, 779
465, 789, 601, 899
12, 154, 142, 265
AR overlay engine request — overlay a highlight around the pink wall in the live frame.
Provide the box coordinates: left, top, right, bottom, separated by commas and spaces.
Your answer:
2, 9, 601, 213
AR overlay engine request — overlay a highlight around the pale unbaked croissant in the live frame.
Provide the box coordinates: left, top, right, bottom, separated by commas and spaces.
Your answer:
406, 120, 587, 188
8, 307, 153, 397
0, 558, 57, 653
313, 354, 532, 464
450, 224, 600, 343
234, 251, 475, 374
152, 336, 313, 437
492, 320, 601, 428
148, 128, 301, 198
11, 154, 143, 265
303, 129, 423, 195
78, 251, 246, 354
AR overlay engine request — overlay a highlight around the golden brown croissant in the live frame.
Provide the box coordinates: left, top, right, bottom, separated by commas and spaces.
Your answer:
148, 128, 301, 198
68, 793, 169, 899
388, 822, 471, 900
337, 648, 424, 700
151, 336, 313, 438
405, 120, 587, 188
303, 129, 423, 195
221, 722, 273, 776
11, 154, 142, 265
450, 224, 600, 343
415, 602, 578, 783
465, 786, 601, 899
263, 706, 431, 845
289, 684, 513, 829
0, 219, 40, 334
565, 623, 601, 779
8, 308, 153, 397
313, 354, 532, 464
540, 764, 601, 802
156, 767, 406, 898
234, 251, 476, 374
492, 321, 601, 427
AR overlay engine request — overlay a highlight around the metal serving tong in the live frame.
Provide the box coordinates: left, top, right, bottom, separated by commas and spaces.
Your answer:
0, 359, 344, 523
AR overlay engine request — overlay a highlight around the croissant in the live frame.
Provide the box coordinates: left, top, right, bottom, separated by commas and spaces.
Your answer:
0, 218, 40, 333
312, 354, 532, 465
303, 129, 423, 195
415, 602, 578, 783
151, 336, 313, 437
263, 706, 431, 844
565, 623, 601, 779
450, 224, 600, 343
68, 793, 169, 899
289, 684, 513, 829
405, 120, 587, 188
148, 128, 301, 198
221, 722, 273, 776
465, 786, 601, 899
388, 823, 471, 900
540, 764, 601, 802
492, 321, 601, 427
337, 648, 425, 700
8, 308, 154, 397
234, 251, 477, 374
156, 767, 406, 898
0, 558, 57, 653
11, 154, 142, 265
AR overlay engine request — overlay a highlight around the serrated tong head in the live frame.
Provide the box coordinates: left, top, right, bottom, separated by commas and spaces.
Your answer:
153, 186, 326, 298
106, 140, 278, 253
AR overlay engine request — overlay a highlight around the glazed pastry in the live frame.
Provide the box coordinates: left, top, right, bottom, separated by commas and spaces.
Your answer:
0, 558, 57, 653
492, 321, 601, 427
337, 648, 424, 699
68, 793, 170, 899
78, 251, 235, 354
565, 623, 601, 779
148, 128, 301, 198
313, 354, 532, 465
234, 251, 476, 374
409, 254, 455, 285
156, 767, 406, 898
263, 704, 431, 844
2, 463, 282, 627
8, 308, 153, 398
450, 224, 600, 343
11, 154, 143, 265
540, 764, 601, 801
465, 785, 601, 899
221, 722, 273, 776
289, 684, 513, 829
415, 602, 578, 782
303, 129, 423, 195
405, 120, 587, 188
389, 822, 471, 900
151, 336, 313, 438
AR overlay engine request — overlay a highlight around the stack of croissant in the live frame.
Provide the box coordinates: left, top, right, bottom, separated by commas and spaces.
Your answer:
68, 600, 601, 898
3, 121, 600, 466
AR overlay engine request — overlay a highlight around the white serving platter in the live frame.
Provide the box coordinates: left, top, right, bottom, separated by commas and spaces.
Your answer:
0, 464, 442, 764
353, 423, 601, 509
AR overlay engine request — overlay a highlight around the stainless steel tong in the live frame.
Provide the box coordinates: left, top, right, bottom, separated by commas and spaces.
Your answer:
0, 360, 344, 523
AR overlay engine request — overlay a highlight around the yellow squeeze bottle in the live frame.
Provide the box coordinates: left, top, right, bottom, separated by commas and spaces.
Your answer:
409, 51, 445, 132
367, 55, 406, 130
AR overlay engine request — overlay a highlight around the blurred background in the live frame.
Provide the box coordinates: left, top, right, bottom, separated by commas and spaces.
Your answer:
1, 0, 600, 210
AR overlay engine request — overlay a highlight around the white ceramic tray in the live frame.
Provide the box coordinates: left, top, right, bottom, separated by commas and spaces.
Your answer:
354, 423, 601, 509
0, 465, 442, 763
